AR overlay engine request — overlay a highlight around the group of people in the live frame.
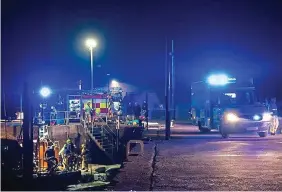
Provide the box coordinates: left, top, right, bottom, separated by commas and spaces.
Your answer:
83, 102, 97, 124
44, 138, 90, 173
126, 101, 148, 122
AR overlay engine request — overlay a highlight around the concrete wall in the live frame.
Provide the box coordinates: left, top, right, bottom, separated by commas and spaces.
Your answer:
49, 124, 86, 150
0, 122, 39, 140
0, 122, 86, 150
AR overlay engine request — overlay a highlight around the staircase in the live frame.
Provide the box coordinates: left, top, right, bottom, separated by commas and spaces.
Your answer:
83, 117, 117, 162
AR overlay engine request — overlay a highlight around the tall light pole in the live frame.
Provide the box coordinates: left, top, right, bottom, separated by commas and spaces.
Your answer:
107, 73, 111, 93
39, 87, 51, 122
165, 38, 170, 140
85, 38, 97, 92
106, 73, 111, 115
170, 40, 175, 120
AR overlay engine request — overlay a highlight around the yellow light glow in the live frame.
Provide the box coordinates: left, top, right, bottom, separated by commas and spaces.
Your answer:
226, 113, 239, 122
262, 113, 272, 121
111, 80, 119, 88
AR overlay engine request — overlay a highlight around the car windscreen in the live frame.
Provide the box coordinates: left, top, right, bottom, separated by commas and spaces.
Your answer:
219, 90, 255, 106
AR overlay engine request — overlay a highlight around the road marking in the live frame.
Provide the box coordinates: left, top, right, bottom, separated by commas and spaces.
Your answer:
213, 153, 279, 157
207, 141, 250, 145
148, 127, 161, 130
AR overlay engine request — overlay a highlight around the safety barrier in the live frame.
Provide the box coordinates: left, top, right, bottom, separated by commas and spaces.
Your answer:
48, 111, 72, 125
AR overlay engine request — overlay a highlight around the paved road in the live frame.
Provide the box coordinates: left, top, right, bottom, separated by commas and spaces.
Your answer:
154, 138, 282, 190
111, 125, 282, 191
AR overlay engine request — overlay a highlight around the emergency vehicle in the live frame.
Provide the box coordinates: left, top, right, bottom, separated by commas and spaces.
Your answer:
191, 74, 276, 138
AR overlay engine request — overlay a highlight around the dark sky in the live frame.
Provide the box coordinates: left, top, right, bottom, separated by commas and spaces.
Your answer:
2, 0, 282, 107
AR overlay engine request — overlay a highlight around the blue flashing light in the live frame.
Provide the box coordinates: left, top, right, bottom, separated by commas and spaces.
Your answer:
207, 74, 229, 86
253, 115, 261, 121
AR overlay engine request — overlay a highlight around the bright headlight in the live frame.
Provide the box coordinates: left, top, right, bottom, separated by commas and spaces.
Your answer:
226, 113, 239, 122
262, 112, 272, 121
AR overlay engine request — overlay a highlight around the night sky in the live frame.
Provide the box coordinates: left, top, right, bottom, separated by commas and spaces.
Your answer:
2, 0, 282, 115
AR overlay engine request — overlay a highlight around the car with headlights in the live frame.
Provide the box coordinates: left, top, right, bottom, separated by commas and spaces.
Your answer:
191, 74, 274, 138
220, 104, 272, 138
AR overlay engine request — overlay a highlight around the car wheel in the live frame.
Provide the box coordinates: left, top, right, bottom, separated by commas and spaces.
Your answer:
198, 121, 211, 133
258, 132, 267, 137
219, 125, 229, 138
221, 133, 229, 138
200, 128, 211, 133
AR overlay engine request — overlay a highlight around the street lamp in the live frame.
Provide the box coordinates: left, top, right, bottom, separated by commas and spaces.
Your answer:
107, 73, 111, 92
106, 74, 111, 117
40, 87, 51, 98
111, 80, 119, 88
85, 38, 97, 92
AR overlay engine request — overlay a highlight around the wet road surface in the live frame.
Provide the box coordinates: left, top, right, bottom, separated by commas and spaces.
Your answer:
154, 136, 282, 191
112, 125, 282, 191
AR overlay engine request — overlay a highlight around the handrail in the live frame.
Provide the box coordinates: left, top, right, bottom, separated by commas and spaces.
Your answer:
95, 117, 116, 136
81, 116, 117, 161
84, 121, 115, 162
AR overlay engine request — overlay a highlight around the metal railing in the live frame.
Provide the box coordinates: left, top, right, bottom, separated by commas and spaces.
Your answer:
48, 111, 73, 125
83, 117, 117, 161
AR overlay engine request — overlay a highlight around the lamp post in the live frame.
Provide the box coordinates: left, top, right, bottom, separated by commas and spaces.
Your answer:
106, 73, 111, 116
38, 86, 51, 172
111, 80, 119, 88
107, 73, 111, 93
39, 87, 51, 122
85, 38, 97, 92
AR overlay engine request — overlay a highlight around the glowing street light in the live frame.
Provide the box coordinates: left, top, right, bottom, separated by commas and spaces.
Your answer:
111, 80, 119, 88
85, 38, 98, 92
39, 87, 51, 123
85, 39, 97, 49
40, 87, 51, 98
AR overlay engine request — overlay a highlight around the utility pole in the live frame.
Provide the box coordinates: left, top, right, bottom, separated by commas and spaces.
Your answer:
22, 83, 33, 188
3, 91, 7, 118
165, 38, 171, 140
146, 92, 149, 130
170, 40, 175, 120
20, 94, 23, 113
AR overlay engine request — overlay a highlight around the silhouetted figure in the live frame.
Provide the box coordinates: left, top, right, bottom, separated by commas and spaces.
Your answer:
270, 98, 278, 115
45, 145, 56, 172
127, 102, 134, 116
142, 100, 148, 118
134, 102, 141, 120
126, 102, 134, 121
74, 133, 81, 154
81, 144, 89, 171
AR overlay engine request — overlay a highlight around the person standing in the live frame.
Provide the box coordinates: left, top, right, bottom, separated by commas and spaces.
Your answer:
44, 145, 56, 173
127, 102, 134, 121
134, 102, 141, 122
269, 98, 279, 134
50, 106, 57, 125
84, 102, 92, 124
90, 106, 96, 123
81, 144, 89, 172
142, 100, 148, 119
